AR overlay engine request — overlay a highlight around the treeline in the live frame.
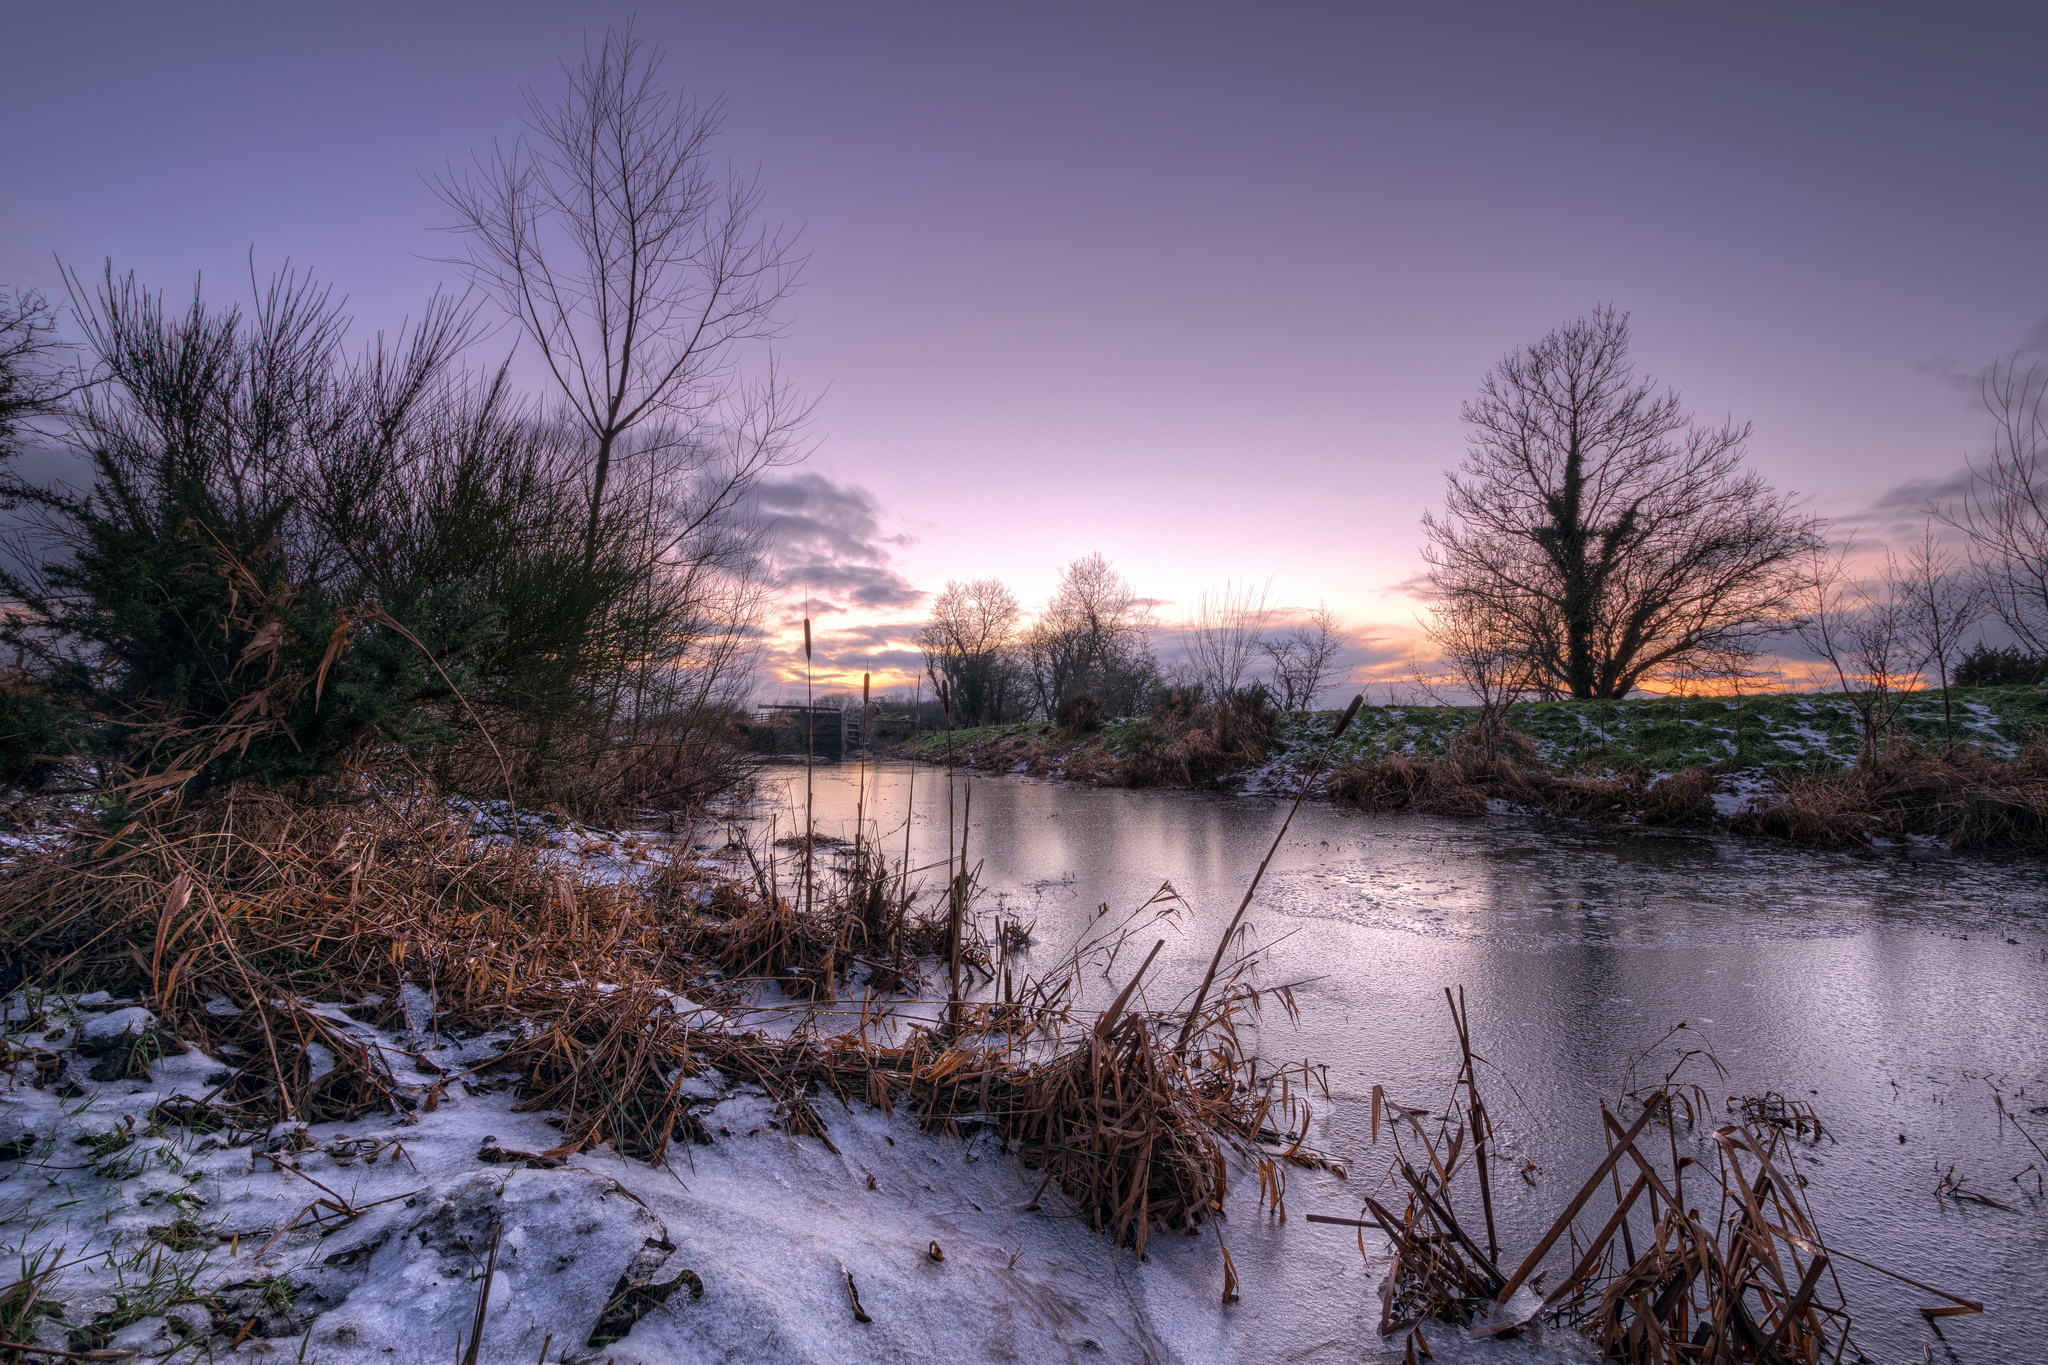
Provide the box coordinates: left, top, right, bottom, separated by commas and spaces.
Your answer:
908, 556, 1346, 728
0, 29, 796, 815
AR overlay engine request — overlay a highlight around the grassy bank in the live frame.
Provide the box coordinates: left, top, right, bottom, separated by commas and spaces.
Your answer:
900, 685, 2048, 850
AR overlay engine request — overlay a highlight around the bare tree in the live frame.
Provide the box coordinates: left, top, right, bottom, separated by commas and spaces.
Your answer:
1423, 306, 1819, 699
435, 26, 806, 576
920, 577, 1025, 726
1420, 602, 1540, 757
1261, 603, 1347, 711
1942, 358, 2048, 654
1892, 526, 1982, 746
1793, 541, 1921, 765
1181, 578, 1271, 704
1023, 553, 1158, 720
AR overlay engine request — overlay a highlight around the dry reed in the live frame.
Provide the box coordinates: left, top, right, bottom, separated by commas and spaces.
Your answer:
0, 772, 1328, 1263
1313, 1005, 1980, 1363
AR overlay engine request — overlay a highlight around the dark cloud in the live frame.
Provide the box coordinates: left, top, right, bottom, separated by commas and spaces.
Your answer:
750, 472, 925, 613
1914, 314, 2048, 395
1860, 468, 1973, 519
1837, 466, 1977, 547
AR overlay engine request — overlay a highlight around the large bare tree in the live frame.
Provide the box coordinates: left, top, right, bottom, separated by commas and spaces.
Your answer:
919, 577, 1025, 726
1423, 307, 1818, 699
1024, 553, 1158, 720
434, 26, 806, 576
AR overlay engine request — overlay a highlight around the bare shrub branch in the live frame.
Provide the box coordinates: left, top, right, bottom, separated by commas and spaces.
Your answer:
1893, 524, 1983, 745
1941, 358, 2048, 653
433, 24, 808, 576
1181, 579, 1271, 705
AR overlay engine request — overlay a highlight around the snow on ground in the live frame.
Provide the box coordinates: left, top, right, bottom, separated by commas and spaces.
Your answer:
6, 995, 1583, 1364
0, 811, 1601, 1364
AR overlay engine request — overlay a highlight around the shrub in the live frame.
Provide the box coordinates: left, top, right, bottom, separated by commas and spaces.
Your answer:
1955, 645, 2048, 687
0, 267, 757, 809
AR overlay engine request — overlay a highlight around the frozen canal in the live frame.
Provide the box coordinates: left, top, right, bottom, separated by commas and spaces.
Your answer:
753, 760, 2048, 1362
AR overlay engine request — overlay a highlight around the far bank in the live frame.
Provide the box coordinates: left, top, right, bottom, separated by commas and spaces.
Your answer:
895, 686, 2048, 853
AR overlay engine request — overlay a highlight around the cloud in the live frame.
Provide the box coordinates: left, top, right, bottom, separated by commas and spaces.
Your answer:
1385, 572, 1436, 601
1860, 468, 1973, 520
2025, 313, 2048, 356
754, 611, 930, 697
750, 472, 925, 613
1915, 313, 2048, 396
1836, 466, 1976, 546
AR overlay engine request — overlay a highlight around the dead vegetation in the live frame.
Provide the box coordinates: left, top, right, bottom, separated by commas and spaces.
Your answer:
1730, 741, 2048, 851
1313, 1005, 1980, 1363
1328, 728, 1717, 830
0, 759, 1331, 1263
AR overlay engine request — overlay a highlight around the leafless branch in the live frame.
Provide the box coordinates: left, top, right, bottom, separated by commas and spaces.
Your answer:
1422, 306, 1819, 699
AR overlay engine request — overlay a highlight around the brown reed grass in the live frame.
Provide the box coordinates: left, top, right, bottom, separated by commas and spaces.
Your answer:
1313, 1005, 1979, 1363
0, 777, 1326, 1261
1734, 741, 2048, 851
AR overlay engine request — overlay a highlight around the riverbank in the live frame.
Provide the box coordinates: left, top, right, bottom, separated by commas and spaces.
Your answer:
0, 786, 1314, 1363
899, 685, 2048, 851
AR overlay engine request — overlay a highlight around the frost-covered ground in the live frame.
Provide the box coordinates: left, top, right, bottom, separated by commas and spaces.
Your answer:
917, 685, 2048, 794
4, 990, 1586, 1364
1, 804, 1579, 1365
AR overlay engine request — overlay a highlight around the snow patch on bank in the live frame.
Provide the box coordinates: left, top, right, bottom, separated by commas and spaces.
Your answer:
3, 997, 1525, 1364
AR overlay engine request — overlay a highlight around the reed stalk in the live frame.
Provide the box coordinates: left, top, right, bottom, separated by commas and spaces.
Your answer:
1176, 694, 1361, 1056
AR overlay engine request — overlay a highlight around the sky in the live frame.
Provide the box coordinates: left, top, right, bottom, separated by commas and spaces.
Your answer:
6, 2, 2046, 698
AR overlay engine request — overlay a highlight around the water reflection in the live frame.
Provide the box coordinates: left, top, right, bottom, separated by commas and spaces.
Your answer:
749, 762, 2048, 1361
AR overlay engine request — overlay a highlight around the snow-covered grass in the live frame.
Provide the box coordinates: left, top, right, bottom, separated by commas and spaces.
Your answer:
908, 686, 2048, 788
0, 788, 1387, 1364
1279, 685, 2048, 776
5, 995, 1314, 1363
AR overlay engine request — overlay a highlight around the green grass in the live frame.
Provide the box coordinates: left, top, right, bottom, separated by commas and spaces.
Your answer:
903, 686, 2048, 779
1288, 685, 2048, 776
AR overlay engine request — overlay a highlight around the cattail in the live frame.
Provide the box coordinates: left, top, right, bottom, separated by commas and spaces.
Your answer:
803, 617, 812, 661
1334, 693, 1364, 739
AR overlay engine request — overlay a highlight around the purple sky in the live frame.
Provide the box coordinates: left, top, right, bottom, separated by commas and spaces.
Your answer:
8, 3, 2046, 694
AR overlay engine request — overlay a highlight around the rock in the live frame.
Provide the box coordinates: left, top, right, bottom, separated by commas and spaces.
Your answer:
165, 1303, 211, 1338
